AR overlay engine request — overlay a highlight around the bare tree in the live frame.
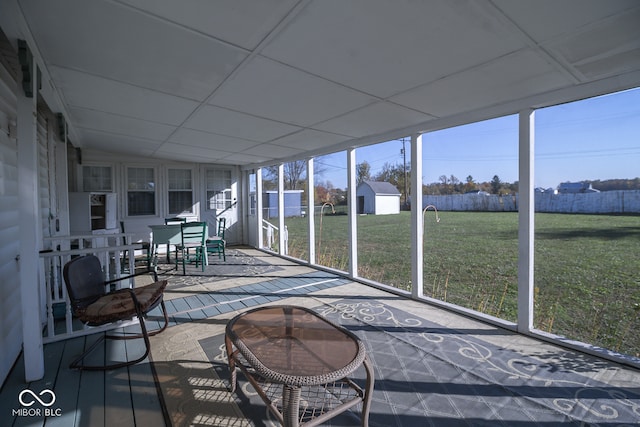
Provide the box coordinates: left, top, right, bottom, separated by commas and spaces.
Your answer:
265, 160, 327, 191
356, 161, 371, 185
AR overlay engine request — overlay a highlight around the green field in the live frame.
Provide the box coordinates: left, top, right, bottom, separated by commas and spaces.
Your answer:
278, 211, 640, 357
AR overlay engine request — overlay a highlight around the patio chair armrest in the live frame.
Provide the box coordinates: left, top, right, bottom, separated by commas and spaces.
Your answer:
104, 268, 159, 286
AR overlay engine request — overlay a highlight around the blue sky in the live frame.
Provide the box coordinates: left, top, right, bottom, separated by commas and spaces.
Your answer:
316, 87, 640, 190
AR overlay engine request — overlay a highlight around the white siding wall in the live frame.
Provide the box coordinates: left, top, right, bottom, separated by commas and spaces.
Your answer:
0, 62, 21, 387
374, 194, 401, 215
79, 149, 241, 245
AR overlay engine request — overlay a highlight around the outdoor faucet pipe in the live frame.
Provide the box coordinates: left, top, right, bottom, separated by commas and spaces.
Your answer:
318, 202, 335, 249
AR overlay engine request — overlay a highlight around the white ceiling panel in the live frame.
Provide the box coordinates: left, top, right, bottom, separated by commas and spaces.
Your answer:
119, 0, 300, 51
262, 0, 524, 98
493, 0, 639, 43
217, 151, 275, 165
168, 128, 258, 151
51, 67, 199, 127
156, 143, 235, 162
20, 0, 247, 101
81, 130, 162, 155
269, 129, 351, 152
573, 48, 640, 81
242, 143, 305, 158
183, 105, 301, 142
69, 108, 176, 141
314, 102, 435, 138
209, 56, 377, 126
545, 9, 640, 79
390, 49, 573, 118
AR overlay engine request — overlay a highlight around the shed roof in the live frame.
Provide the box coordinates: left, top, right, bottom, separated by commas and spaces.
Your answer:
360, 181, 401, 195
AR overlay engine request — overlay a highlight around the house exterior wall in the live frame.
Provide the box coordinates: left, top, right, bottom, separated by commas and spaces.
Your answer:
76, 150, 241, 245
0, 60, 21, 387
0, 42, 62, 384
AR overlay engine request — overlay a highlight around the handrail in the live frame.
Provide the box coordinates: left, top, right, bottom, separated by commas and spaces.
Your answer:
262, 219, 288, 254
262, 219, 278, 231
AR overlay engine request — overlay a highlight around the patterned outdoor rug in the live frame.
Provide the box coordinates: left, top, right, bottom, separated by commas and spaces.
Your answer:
157, 247, 284, 289
192, 300, 640, 426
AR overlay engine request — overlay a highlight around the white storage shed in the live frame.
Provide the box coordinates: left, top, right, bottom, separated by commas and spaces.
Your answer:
356, 181, 401, 215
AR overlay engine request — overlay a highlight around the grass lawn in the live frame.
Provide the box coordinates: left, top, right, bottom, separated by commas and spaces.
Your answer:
281, 211, 640, 357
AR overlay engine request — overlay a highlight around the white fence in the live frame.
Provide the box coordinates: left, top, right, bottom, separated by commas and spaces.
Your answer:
39, 233, 143, 343
422, 190, 640, 214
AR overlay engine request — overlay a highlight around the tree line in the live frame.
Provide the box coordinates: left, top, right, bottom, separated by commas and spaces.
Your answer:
262, 160, 640, 208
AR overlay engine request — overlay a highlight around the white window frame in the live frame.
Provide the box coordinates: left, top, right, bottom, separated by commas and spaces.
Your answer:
205, 168, 233, 213
248, 171, 257, 216
167, 167, 195, 215
81, 164, 113, 192
125, 166, 157, 217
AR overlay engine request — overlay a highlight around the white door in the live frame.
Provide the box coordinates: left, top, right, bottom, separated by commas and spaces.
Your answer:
201, 167, 237, 243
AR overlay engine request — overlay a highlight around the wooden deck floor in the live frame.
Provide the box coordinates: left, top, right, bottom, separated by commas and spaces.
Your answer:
2, 248, 640, 427
1, 329, 166, 427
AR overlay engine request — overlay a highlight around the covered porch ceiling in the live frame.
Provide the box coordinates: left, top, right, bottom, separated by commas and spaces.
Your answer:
3, 0, 640, 167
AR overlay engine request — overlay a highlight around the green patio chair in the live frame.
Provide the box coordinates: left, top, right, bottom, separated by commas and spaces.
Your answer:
175, 221, 207, 274
206, 217, 226, 261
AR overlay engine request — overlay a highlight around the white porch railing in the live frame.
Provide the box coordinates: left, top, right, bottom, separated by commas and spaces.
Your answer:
40, 233, 143, 343
262, 220, 288, 254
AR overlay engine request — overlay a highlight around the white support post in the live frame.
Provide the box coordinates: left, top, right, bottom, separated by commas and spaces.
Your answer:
411, 134, 424, 299
18, 58, 44, 381
307, 158, 315, 264
278, 163, 285, 255
347, 148, 357, 277
256, 168, 264, 249
518, 109, 535, 332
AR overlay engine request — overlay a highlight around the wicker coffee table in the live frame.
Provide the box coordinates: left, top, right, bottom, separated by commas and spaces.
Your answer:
225, 305, 374, 427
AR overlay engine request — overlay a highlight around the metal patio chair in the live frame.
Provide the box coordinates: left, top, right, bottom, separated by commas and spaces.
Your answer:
62, 254, 169, 370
